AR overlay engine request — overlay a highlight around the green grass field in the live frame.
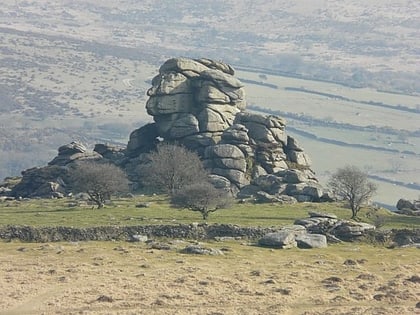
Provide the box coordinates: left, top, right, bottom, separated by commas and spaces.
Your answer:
1, 195, 419, 230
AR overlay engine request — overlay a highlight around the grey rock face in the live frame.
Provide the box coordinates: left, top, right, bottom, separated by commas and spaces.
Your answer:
296, 234, 328, 248
145, 58, 245, 148
48, 141, 101, 166
258, 231, 297, 249
396, 198, 420, 211
126, 123, 159, 157
10, 165, 69, 198
124, 57, 322, 197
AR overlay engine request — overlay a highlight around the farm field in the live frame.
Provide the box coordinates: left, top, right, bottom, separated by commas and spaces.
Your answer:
238, 69, 420, 208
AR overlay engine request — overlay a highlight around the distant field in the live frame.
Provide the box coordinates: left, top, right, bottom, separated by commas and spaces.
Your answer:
237, 69, 420, 208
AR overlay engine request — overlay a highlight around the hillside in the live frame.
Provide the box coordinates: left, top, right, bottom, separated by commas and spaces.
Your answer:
0, 0, 419, 207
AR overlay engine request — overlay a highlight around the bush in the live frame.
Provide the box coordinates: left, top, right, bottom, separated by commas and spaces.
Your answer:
137, 143, 208, 195
69, 161, 130, 208
328, 165, 377, 219
171, 181, 233, 220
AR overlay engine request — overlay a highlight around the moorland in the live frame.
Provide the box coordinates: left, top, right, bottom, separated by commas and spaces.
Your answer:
0, 3, 419, 313
0, 196, 419, 314
0, 1, 419, 207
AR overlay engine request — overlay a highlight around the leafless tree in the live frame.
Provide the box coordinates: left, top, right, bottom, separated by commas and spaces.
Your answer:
170, 181, 233, 220
69, 161, 130, 208
328, 165, 377, 219
138, 143, 208, 195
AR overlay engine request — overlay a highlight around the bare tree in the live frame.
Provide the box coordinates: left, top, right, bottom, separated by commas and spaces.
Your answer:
138, 143, 208, 195
170, 181, 233, 220
69, 161, 130, 208
328, 165, 377, 219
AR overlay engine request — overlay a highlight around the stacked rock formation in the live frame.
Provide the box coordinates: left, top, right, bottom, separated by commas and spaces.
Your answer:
127, 57, 324, 201
128, 58, 246, 155
7, 57, 326, 202
10, 142, 100, 198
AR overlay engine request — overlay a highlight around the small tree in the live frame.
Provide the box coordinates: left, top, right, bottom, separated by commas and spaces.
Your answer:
69, 161, 130, 208
138, 143, 208, 195
170, 181, 232, 220
328, 165, 377, 219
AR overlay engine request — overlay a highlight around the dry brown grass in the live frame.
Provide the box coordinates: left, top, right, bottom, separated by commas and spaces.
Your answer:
1, 240, 419, 315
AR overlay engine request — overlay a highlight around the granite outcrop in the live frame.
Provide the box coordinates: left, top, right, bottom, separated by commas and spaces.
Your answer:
5, 57, 325, 201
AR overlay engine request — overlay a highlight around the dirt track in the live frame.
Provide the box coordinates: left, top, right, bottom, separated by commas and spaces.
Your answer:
0, 240, 419, 315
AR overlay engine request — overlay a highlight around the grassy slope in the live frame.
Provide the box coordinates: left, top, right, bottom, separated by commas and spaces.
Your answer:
0, 196, 419, 230
1, 238, 419, 314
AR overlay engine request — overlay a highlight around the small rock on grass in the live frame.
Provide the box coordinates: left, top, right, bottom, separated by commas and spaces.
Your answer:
96, 295, 113, 303
180, 245, 224, 255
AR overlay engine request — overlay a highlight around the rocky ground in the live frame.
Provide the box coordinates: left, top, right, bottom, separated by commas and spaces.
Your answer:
1, 240, 419, 315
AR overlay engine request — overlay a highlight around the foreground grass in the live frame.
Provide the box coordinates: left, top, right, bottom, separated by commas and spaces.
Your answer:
0, 195, 419, 229
1, 240, 419, 314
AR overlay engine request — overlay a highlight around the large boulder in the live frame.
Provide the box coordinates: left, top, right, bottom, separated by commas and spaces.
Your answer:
396, 198, 420, 211
294, 212, 376, 242
258, 231, 297, 249
10, 165, 69, 198
48, 141, 101, 166
296, 234, 328, 249
146, 57, 245, 148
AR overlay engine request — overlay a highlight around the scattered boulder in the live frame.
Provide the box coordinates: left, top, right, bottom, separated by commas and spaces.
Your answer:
128, 234, 148, 242
294, 211, 376, 242
135, 202, 151, 208
48, 141, 101, 166
258, 231, 297, 249
180, 244, 224, 255
332, 221, 376, 241
396, 198, 419, 211
296, 234, 327, 248
396, 198, 420, 216
308, 211, 338, 219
